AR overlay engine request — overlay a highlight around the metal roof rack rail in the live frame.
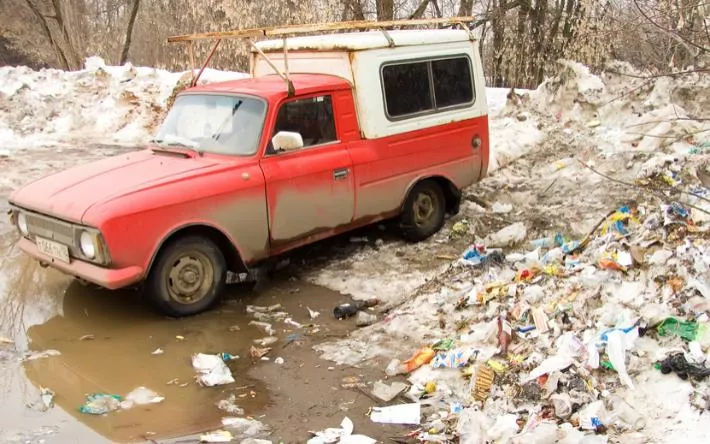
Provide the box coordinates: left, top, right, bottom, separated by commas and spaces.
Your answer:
167, 16, 475, 94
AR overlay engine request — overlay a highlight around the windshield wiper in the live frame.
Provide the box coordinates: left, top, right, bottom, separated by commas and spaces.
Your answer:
212, 100, 243, 141
149, 139, 202, 158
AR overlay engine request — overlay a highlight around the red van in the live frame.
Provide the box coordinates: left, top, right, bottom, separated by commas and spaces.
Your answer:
9, 21, 489, 316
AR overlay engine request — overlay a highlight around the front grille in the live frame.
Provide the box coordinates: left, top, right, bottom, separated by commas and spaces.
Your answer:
25, 213, 76, 248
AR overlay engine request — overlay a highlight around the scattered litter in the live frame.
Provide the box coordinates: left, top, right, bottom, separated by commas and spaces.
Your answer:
216, 394, 244, 415
274, 357, 284, 365
657, 317, 700, 341
491, 202, 513, 213
200, 430, 233, 443
79, 334, 94, 341
175, 335, 185, 341
355, 311, 377, 327
254, 336, 278, 347
307, 417, 375, 444
247, 304, 283, 313
23, 349, 61, 361
40, 387, 54, 410
370, 403, 421, 425
28, 387, 55, 412
228, 325, 241, 332
151, 348, 164, 355
250, 346, 271, 359
79, 393, 122, 415
333, 298, 380, 320
307, 307, 321, 319
656, 352, 710, 380
284, 317, 303, 328
485, 222, 527, 247
249, 321, 275, 336
122, 386, 164, 408
371, 380, 408, 402
192, 353, 235, 386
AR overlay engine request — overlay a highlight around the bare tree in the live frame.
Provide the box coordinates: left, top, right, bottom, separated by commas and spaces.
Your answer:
22, 0, 71, 69
119, 0, 141, 65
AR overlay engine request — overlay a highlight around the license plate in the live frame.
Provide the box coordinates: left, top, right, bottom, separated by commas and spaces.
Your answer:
36, 236, 70, 263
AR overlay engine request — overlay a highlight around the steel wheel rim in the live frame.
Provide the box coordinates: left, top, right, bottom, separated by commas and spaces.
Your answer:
413, 190, 438, 228
166, 251, 214, 305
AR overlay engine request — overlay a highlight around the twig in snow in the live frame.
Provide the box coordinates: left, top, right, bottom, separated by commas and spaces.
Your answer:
540, 178, 557, 195
566, 208, 617, 255
602, 77, 656, 106
575, 159, 710, 216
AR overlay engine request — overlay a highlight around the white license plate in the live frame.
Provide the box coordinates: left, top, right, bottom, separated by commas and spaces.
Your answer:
36, 237, 70, 263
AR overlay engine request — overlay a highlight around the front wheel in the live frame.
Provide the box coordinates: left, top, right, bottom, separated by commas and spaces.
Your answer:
145, 236, 227, 317
399, 180, 446, 242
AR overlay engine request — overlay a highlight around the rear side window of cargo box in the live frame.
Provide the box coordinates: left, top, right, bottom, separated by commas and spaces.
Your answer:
381, 55, 475, 120
382, 61, 432, 118
432, 57, 474, 108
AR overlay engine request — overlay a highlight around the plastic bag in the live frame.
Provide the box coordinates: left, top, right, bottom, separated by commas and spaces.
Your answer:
192, 353, 235, 386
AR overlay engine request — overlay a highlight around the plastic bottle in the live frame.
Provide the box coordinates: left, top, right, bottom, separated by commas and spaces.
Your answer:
333, 297, 379, 319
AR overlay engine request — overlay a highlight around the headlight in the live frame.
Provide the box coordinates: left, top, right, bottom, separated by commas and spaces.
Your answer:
79, 231, 96, 259
17, 212, 29, 236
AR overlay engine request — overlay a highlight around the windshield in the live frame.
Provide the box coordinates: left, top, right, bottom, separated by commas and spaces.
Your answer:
153, 94, 266, 156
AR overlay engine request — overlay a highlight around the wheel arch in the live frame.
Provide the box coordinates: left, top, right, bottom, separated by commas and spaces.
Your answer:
146, 223, 247, 278
400, 175, 461, 215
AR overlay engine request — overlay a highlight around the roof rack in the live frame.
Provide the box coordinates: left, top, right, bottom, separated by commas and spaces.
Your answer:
167, 16, 475, 94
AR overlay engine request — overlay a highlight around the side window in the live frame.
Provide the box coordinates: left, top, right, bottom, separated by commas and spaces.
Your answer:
273, 95, 336, 149
381, 56, 475, 120
432, 58, 474, 108
382, 62, 433, 117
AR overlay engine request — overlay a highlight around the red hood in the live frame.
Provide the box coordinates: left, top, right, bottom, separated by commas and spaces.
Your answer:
10, 149, 227, 223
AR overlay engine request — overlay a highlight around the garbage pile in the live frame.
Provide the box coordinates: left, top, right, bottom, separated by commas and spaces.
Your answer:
310, 56, 710, 441
360, 195, 710, 442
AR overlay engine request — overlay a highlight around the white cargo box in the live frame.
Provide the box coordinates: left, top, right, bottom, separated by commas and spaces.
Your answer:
250, 29, 488, 139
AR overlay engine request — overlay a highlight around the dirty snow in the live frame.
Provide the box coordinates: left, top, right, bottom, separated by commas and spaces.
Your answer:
0, 57, 247, 152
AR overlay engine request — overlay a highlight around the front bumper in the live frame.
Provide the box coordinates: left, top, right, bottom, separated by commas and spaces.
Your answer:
17, 237, 143, 289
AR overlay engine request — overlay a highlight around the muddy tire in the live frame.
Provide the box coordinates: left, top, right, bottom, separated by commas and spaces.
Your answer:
400, 180, 446, 242
145, 236, 227, 317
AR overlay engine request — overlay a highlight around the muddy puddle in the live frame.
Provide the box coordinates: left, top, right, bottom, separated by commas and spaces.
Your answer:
2, 258, 399, 443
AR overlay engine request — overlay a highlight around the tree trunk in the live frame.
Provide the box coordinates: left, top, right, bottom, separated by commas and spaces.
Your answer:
119, 0, 141, 65
50, 0, 80, 69
376, 0, 394, 21
409, 0, 430, 19
457, 0, 475, 17
346, 0, 366, 20
23, 0, 70, 70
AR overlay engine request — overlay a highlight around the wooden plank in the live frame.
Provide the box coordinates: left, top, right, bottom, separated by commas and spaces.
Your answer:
167, 16, 474, 43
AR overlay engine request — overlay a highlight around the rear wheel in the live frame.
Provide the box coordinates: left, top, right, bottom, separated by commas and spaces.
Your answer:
145, 236, 226, 317
399, 180, 446, 242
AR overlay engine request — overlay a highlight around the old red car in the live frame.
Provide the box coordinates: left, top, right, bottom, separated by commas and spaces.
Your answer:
9, 19, 489, 316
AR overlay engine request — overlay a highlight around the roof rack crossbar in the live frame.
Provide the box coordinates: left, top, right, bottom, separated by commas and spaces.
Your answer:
167, 16, 475, 43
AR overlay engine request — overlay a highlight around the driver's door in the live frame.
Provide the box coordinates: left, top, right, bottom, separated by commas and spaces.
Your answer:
259, 94, 355, 252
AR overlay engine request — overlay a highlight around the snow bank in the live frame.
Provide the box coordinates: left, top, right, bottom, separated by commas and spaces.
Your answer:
0, 57, 247, 151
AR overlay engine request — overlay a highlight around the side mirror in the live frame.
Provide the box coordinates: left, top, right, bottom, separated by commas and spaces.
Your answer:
271, 131, 303, 152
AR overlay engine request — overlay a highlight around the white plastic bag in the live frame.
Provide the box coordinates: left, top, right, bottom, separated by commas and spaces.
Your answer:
192, 353, 235, 386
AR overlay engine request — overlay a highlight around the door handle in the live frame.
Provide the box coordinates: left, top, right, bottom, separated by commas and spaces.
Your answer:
333, 168, 349, 180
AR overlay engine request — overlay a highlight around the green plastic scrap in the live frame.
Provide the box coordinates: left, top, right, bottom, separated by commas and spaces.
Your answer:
432, 338, 455, 351
657, 317, 698, 341
79, 393, 122, 415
